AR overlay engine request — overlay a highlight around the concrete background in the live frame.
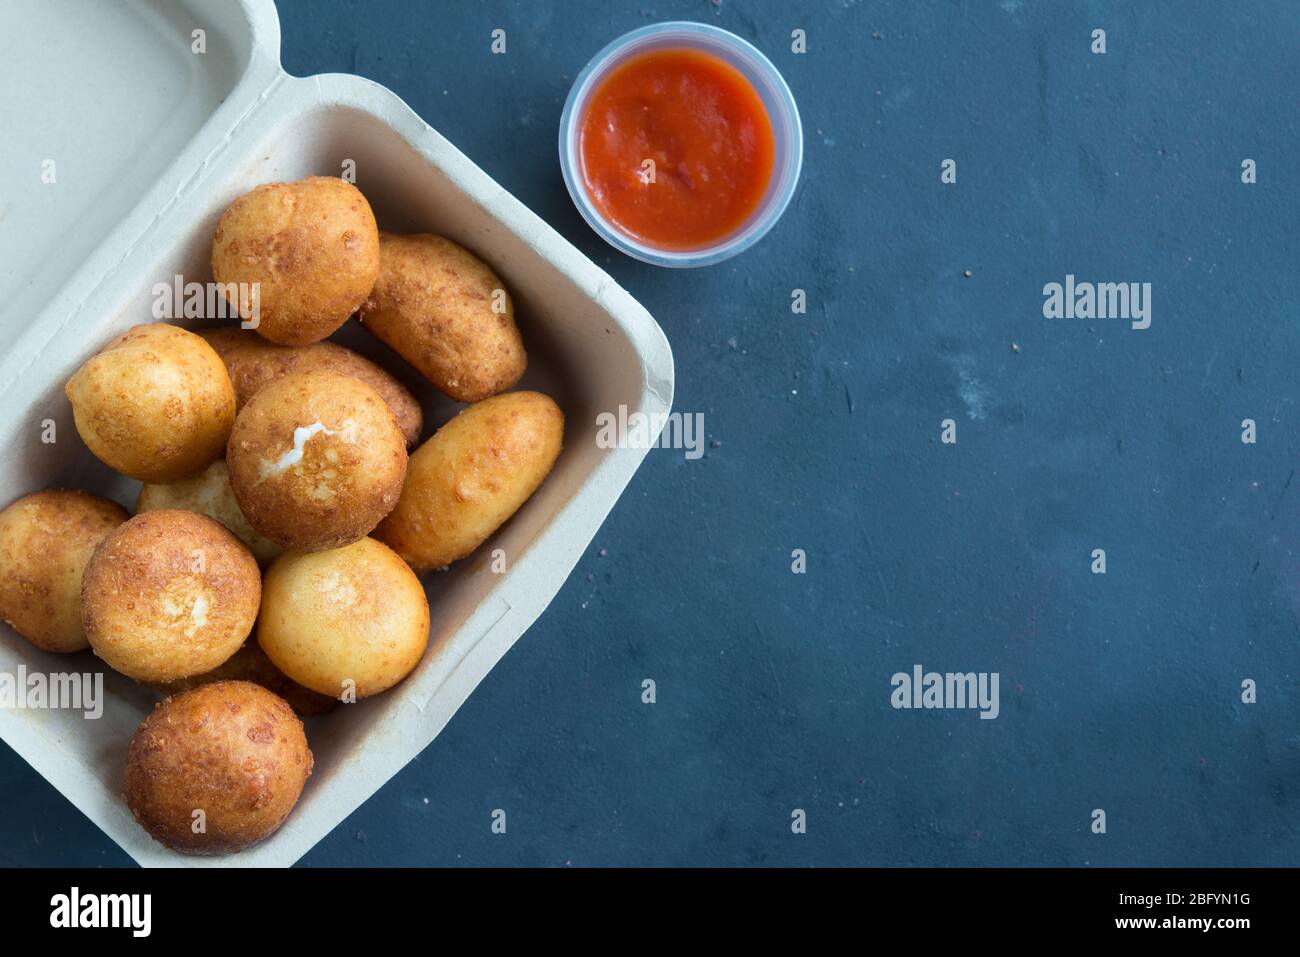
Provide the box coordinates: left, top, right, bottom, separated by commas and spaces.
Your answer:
2, 0, 1298, 866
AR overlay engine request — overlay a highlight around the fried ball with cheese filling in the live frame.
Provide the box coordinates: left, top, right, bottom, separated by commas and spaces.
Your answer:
211, 176, 380, 345
258, 538, 429, 699
0, 491, 128, 653
226, 370, 408, 552
124, 681, 312, 854
81, 510, 260, 683
64, 323, 235, 483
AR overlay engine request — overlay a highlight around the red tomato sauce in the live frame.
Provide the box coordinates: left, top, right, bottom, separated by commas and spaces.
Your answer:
578, 48, 776, 251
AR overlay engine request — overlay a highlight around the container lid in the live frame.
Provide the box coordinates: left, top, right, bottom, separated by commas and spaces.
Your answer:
0, 0, 281, 365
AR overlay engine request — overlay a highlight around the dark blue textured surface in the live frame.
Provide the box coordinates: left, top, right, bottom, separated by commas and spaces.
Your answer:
3, 0, 1299, 867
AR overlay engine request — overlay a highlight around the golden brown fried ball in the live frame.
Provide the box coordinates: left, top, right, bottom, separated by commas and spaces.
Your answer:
358, 232, 526, 402
226, 370, 408, 552
0, 491, 128, 653
124, 680, 313, 855
376, 391, 563, 572
211, 177, 380, 346
81, 510, 260, 683
197, 327, 422, 446
148, 640, 337, 717
136, 459, 281, 566
64, 323, 235, 483
258, 538, 429, 699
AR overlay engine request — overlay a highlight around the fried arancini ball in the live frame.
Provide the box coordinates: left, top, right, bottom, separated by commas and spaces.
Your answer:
124, 681, 313, 855
0, 491, 128, 653
211, 177, 380, 346
357, 232, 526, 403
148, 640, 337, 717
64, 323, 236, 483
197, 327, 422, 446
258, 538, 429, 699
136, 459, 281, 566
226, 370, 408, 553
376, 391, 563, 572
81, 510, 260, 683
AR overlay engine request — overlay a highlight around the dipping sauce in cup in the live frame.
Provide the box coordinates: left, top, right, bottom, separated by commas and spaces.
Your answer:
580, 48, 775, 251
560, 22, 803, 268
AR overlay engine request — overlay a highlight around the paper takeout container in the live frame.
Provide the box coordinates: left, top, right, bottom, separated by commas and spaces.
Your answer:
0, 0, 673, 866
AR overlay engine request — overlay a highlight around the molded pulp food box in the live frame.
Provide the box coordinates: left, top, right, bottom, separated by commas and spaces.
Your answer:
0, 0, 674, 866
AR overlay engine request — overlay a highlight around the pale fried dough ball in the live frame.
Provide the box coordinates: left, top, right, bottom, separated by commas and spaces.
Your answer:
136, 459, 281, 566
0, 491, 128, 653
148, 640, 337, 717
124, 681, 313, 855
376, 391, 563, 572
211, 177, 380, 345
81, 510, 260, 683
64, 323, 235, 483
258, 538, 429, 699
358, 232, 527, 402
226, 370, 408, 552
198, 327, 422, 446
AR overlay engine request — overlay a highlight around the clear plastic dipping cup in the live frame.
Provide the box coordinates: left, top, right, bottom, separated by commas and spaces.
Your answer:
559, 21, 804, 268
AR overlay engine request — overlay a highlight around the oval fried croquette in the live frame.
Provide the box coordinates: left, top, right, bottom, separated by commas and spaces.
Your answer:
375, 391, 563, 572
358, 232, 527, 403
